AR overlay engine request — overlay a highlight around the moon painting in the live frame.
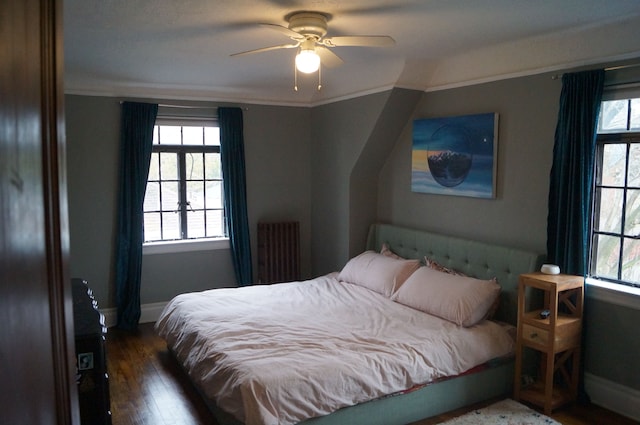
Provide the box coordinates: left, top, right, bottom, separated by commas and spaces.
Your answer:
412, 113, 498, 198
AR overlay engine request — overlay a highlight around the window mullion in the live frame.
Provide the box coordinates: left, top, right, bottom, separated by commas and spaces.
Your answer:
178, 151, 188, 239
617, 143, 632, 281
589, 143, 604, 275
203, 156, 208, 238
157, 150, 165, 241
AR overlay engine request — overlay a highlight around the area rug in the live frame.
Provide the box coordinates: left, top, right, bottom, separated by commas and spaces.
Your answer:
439, 398, 561, 425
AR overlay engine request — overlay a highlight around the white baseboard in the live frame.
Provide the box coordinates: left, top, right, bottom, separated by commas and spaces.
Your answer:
100, 301, 168, 328
585, 372, 640, 422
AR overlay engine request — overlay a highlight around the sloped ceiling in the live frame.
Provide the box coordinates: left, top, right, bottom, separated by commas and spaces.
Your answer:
64, 0, 640, 106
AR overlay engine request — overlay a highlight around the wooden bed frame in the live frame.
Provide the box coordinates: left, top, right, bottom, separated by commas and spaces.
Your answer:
184, 223, 544, 425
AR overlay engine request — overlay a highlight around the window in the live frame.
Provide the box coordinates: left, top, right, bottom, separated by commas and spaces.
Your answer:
590, 98, 640, 288
143, 123, 225, 243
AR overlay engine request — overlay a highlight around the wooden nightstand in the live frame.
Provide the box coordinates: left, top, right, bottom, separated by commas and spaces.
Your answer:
513, 272, 584, 415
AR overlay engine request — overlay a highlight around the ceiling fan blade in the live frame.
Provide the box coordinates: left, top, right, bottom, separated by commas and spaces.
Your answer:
230, 43, 299, 57
322, 36, 395, 48
317, 46, 344, 68
260, 23, 305, 40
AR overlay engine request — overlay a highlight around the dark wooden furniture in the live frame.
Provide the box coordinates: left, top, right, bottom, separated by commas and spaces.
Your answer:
72, 278, 112, 425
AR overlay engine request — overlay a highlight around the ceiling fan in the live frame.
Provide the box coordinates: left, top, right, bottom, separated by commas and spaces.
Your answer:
230, 11, 395, 89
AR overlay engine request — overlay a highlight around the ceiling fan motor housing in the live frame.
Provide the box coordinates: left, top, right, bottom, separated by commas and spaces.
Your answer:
288, 12, 328, 39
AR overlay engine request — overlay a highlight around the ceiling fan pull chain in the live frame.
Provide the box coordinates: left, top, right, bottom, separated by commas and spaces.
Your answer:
317, 63, 322, 91
294, 62, 299, 91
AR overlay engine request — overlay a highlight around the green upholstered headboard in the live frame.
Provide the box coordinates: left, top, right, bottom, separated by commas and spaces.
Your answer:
366, 223, 545, 325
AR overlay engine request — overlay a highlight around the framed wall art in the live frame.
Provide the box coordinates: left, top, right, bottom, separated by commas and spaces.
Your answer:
412, 112, 498, 199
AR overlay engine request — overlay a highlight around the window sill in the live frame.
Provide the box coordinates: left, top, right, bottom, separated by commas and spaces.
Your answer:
586, 277, 640, 311
143, 238, 230, 255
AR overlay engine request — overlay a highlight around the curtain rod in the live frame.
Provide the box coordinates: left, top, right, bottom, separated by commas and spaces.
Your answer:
119, 101, 248, 111
158, 103, 249, 111
118, 101, 216, 108
605, 63, 640, 72
551, 62, 640, 81
158, 103, 217, 109
604, 62, 640, 88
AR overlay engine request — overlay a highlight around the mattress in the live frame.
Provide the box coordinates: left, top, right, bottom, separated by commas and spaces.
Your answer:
155, 273, 515, 425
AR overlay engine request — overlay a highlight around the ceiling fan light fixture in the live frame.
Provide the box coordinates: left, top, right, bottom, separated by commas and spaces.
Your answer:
295, 48, 320, 74
231, 10, 395, 90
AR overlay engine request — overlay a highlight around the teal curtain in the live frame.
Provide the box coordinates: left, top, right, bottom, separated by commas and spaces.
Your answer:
547, 70, 604, 276
115, 102, 158, 330
547, 70, 604, 404
219, 107, 253, 285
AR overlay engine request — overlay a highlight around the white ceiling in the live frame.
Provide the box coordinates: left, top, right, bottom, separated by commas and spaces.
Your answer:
64, 0, 640, 106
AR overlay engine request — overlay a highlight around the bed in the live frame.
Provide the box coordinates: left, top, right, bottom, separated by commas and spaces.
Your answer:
155, 223, 544, 425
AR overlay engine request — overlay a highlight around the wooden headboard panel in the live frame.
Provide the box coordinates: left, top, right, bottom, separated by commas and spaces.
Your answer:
366, 223, 544, 325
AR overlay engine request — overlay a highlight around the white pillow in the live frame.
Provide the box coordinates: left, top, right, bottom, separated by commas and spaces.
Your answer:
391, 266, 500, 327
424, 256, 500, 320
338, 251, 420, 297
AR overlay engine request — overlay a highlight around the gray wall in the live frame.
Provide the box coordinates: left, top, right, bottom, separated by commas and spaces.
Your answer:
65, 95, 312, 308
66, 96, 121, 307
309, 88, 423, 274
309, 91, 391, 275
378, 73, 560, 253
585, 300, 640, 391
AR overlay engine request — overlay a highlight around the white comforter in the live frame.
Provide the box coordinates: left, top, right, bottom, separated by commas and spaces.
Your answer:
155, 273, 514, 425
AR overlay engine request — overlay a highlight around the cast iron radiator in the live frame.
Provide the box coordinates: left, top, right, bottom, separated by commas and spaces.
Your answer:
257, 221, 300, 283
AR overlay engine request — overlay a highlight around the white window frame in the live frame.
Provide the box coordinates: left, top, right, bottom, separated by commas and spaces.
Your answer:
143, 237, 229, 255
587, 93, 640, 310
143, 114, 229, 254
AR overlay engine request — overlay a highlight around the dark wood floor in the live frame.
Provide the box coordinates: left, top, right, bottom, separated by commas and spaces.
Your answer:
106, 323, 637, 425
